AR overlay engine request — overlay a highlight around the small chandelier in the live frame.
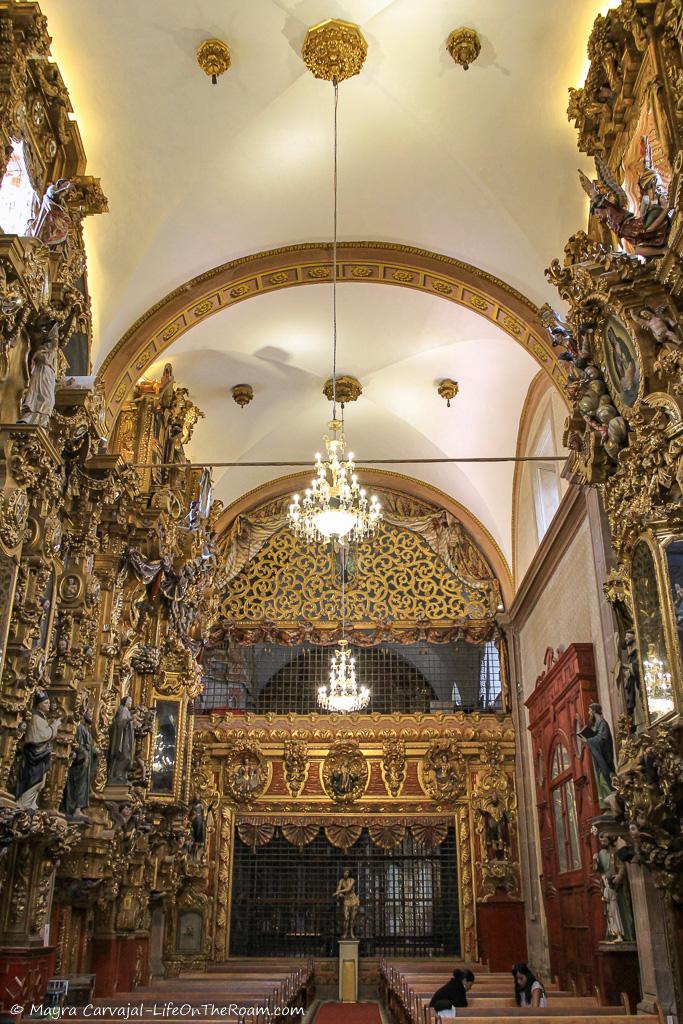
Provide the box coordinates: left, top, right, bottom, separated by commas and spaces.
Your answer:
288, 65, 381, 544
318, 640, 370, 713
289, 419, 381, 542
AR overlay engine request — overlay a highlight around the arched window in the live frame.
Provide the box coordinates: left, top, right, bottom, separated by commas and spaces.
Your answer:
532, 415, 561, 541
0, 140, 37, 235
549, 742, 581, 873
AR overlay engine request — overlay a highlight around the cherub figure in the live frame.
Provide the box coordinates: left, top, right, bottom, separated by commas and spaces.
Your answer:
579, 141, 671, 257
630, 305, 680, 346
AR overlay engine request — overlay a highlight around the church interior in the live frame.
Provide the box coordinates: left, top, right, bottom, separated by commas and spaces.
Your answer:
1, 1, 683, 1022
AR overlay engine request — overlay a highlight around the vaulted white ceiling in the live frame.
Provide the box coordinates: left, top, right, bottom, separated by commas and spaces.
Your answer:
39, 0, 614, 573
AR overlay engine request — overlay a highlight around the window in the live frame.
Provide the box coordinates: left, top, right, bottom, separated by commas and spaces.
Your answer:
0, 140, 37, 235
533, 463, 561, 539
549, 743, 581, 874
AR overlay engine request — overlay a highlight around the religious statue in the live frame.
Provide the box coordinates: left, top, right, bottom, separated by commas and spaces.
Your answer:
61, 707, 98, 819
322, 744, 368, 804
106, 695, 136, 786
579, 145, 671, 258
334, 869, 360, 940
578, 703, 616, 807
592, 831, 634, 943
189, 799, 214, 861
630, 305, 680, 347
28, 179, 74, 247
622, 631, 643, 724
478, 792, 511, 861
18, 318, 60, 428
15, 690, 62, 809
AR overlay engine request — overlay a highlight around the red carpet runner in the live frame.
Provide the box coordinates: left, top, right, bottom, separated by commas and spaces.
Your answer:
315, 1003, 383, 1024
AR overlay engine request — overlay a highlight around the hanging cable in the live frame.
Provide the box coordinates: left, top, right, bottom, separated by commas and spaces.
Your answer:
332, 75, 339, 421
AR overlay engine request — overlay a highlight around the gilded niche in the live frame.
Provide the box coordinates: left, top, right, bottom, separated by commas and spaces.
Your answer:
321, 742, 368, 804
421, 739, 468, 804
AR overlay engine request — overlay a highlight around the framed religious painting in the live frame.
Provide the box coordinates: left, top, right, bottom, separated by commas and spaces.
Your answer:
149, 698, 184, 799
602, 314, 643, 412
630, 536, 676, 723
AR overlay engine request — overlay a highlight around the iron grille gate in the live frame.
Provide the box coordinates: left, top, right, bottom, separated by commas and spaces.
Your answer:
229, 827, 460, 958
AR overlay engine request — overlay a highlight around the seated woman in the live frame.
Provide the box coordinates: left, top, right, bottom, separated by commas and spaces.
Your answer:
430, 969, 475, 1016
512, 963, 547, 1008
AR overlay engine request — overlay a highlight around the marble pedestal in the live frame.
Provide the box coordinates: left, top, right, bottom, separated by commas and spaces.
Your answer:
338, 939, 359, 1003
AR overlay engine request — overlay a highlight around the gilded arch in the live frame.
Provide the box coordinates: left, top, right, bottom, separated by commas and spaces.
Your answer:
98, 241, 569, 429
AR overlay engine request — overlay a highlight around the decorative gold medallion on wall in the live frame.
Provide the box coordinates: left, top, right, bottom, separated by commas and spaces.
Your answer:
302, 19, 368, 82
321, 742, 369, 803
421, 739, 468, 804
223, 744, 268, 804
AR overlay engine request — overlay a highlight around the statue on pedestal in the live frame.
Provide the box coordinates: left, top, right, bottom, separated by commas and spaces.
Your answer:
334, 868, 360, 939
18, 318, 60, 428
16, 690, 61, 809
28, 179, 74, 247
592, 830, 634, 943
61, 708, 97, 818
578, 703, 615, 806
106, 695, 136, 786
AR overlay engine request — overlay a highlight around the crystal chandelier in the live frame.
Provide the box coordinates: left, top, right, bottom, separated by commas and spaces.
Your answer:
317, 545, 370, 712
317, 640, 370, 713
288, 74, 381, 544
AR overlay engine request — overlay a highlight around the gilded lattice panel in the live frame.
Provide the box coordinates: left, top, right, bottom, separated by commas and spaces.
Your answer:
220, 521, 490, 625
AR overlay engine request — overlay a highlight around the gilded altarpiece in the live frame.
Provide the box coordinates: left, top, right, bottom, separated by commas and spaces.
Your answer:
192, 712, 522, 971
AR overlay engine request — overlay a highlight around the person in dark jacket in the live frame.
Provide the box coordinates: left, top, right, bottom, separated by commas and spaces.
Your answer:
429, 969, 475, 1012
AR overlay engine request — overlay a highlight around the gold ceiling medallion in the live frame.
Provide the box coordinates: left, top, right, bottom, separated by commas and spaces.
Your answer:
196, 39, 231, 85
323, 374, 362, 405
446, 28, 481, 71
231, 383, 254, 408
301, 19, 368, 82
437, 378, 459, 407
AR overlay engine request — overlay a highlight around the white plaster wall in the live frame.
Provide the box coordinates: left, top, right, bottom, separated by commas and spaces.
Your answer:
518, 515, 611, 705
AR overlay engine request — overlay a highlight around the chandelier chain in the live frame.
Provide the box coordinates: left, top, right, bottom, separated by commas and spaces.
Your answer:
332, 76, 339, 419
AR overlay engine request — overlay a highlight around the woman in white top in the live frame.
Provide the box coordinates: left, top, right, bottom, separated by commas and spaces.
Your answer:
512, 963, 547, 1008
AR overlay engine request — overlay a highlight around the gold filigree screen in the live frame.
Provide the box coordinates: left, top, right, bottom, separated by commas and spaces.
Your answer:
219, 491, 499, 633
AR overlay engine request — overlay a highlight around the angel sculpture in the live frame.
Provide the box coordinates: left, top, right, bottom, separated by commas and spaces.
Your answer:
630, 305, 680, 347
579, 141, 671, 257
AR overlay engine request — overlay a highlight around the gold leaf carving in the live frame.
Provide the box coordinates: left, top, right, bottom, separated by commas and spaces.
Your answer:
433, 280, 453, 295
368, 821, 406, 848
193, 300, 213, 317
410, 820, 449, 848
281, 822, 319, 847
324, 823, 362, 849
321, 743, 368, 804
237, 820, 275, 848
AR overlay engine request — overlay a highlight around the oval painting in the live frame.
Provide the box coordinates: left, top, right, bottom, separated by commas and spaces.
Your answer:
603, 314, 641, 408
